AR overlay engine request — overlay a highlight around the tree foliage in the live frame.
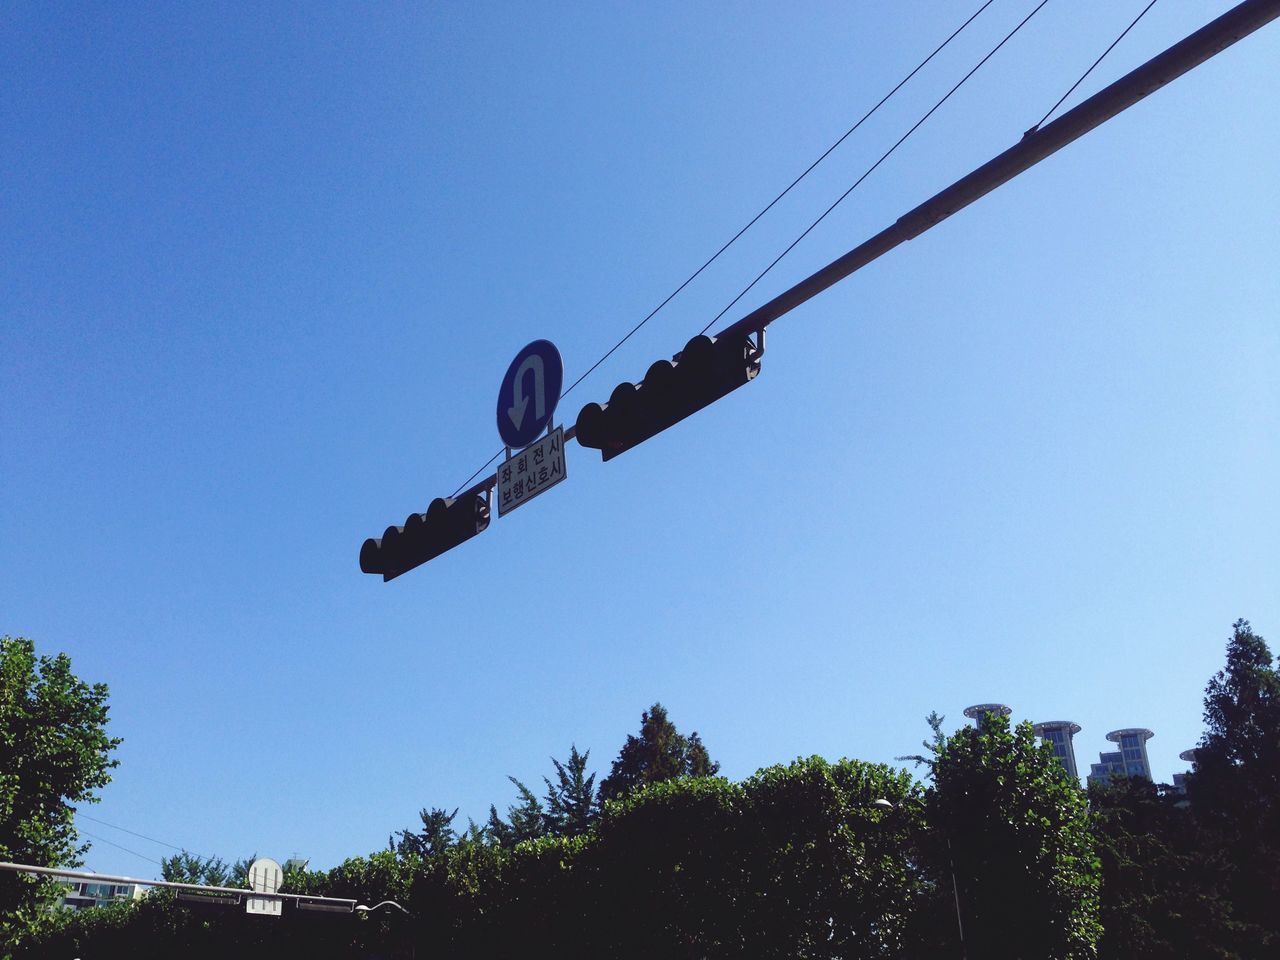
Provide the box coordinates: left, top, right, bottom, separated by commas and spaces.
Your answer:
923, 710, 1100, 960
597, 702, 720, 804
18, 641, 1280, 960
158, 851, 257, 889
0, 635, 121, 944
542, 744, 597, 838
15, 760, 920, 960
1187, 618, 1280, 954
485, 744, 597, 845
160, 852, 230, 887
392, 807, 458, 859
1090, 776, 1238, 960
486, 777, 546, 847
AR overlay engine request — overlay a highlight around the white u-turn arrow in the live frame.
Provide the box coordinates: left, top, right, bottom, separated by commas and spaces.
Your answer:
507, 354, 545, 431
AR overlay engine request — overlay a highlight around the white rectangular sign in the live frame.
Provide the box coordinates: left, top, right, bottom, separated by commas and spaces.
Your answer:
497, 427, 567, 517
246, 895, 282, 916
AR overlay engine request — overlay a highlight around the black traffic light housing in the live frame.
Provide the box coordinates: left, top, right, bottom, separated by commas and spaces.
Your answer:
575, 332, 762, 461
359, 492, 490, 581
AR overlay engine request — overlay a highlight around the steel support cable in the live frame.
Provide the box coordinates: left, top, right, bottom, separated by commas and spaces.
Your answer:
443, 0, 1280, 506
79, 829, 164, 867
447, 0, 1000, 498
1028, 0, 1161, 134
697, 0, 1052, 337
558, 0, 1001, 402
76, 811, 200, 854
448, 449, 504, 500
708, 0, 1280, 349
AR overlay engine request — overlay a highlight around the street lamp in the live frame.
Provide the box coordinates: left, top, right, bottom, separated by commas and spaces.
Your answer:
871, 799, 966, 960
355, 900, 412, 917
355, 899, 415, 960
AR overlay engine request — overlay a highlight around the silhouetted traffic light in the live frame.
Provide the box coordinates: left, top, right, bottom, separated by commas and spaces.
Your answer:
359, 493, 490, 581
575, 333, 762, 461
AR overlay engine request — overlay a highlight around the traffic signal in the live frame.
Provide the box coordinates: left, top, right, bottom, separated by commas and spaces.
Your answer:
359, 492, 490, 581
574, 333, 762, 461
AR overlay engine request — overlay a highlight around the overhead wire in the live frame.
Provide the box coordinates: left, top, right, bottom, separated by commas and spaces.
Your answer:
76, 812, 193, 854
75, 811, 225, 869
447, 0, 1001, 498
78, 830, 164, 867
449, 448, 505, 498
697, 0, 1053, 338
556, 0, 1001, 403
1027, 0, 1161, 134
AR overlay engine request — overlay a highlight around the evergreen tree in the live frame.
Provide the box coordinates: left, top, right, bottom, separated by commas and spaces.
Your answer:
1188, 618, 1280, 953
487, 777, 547, 847
393, 806, 457, 858
598, 703, 721, 804
543, 744, 597, 837
159, 851, 233, 886
230, 854, 259, 888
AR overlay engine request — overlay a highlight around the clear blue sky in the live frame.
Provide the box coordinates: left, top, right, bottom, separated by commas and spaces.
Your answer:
3, 1, 1277, 877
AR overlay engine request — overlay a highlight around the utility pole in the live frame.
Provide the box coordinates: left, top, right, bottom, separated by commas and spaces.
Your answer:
362, 0, 1280, 577
714, 0, 1280, 345
0, 860, 408, 917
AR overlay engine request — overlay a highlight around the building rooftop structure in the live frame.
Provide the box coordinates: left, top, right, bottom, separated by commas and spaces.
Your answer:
1088, 751, 1125, 782
1107, 728, 1155, 779
963, 703, 1011, 722
1033, 720, 1082, 779
1172, 749, 1198, 794
1087, 727, 1154, 783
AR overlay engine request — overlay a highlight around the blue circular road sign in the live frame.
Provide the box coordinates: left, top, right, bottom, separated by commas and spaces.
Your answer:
497, 339, 563, 449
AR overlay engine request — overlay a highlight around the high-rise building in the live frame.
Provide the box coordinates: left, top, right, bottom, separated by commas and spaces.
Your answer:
1088, 751, 1127, 783
1109, 728, 1155, 779
1088, 728, 1154, 783
1033, 720, 1081, 778
1172, 748, 1197, 794
963, 703, 1011, 724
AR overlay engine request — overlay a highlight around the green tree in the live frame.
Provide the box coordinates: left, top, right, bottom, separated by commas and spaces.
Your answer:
160, 851, 232, 886
741, 757, 921, 959
922, 710, 1100, 960
229, 853, 260, 887
1188, 618, 1280, 953
486, 777, 547, 847
586, 775, 745, 958
543, 744, 597, 837
393, 806, 458, 859
157, 850, 257, 888
597, 703, 720, 804
0, 635, 121, 944
1090, 776, 1238, 960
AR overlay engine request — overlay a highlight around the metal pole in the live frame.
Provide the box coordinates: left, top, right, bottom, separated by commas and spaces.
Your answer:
947, 837, 967, 960
714, 0, 1280, 344
0, 860, 358, 911
454, 0, 1278, 502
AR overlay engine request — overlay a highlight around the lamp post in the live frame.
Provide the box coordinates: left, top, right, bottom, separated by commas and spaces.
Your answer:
356, 900, 412, 916
355, 898, 415, 960
872, 799, 966, 960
